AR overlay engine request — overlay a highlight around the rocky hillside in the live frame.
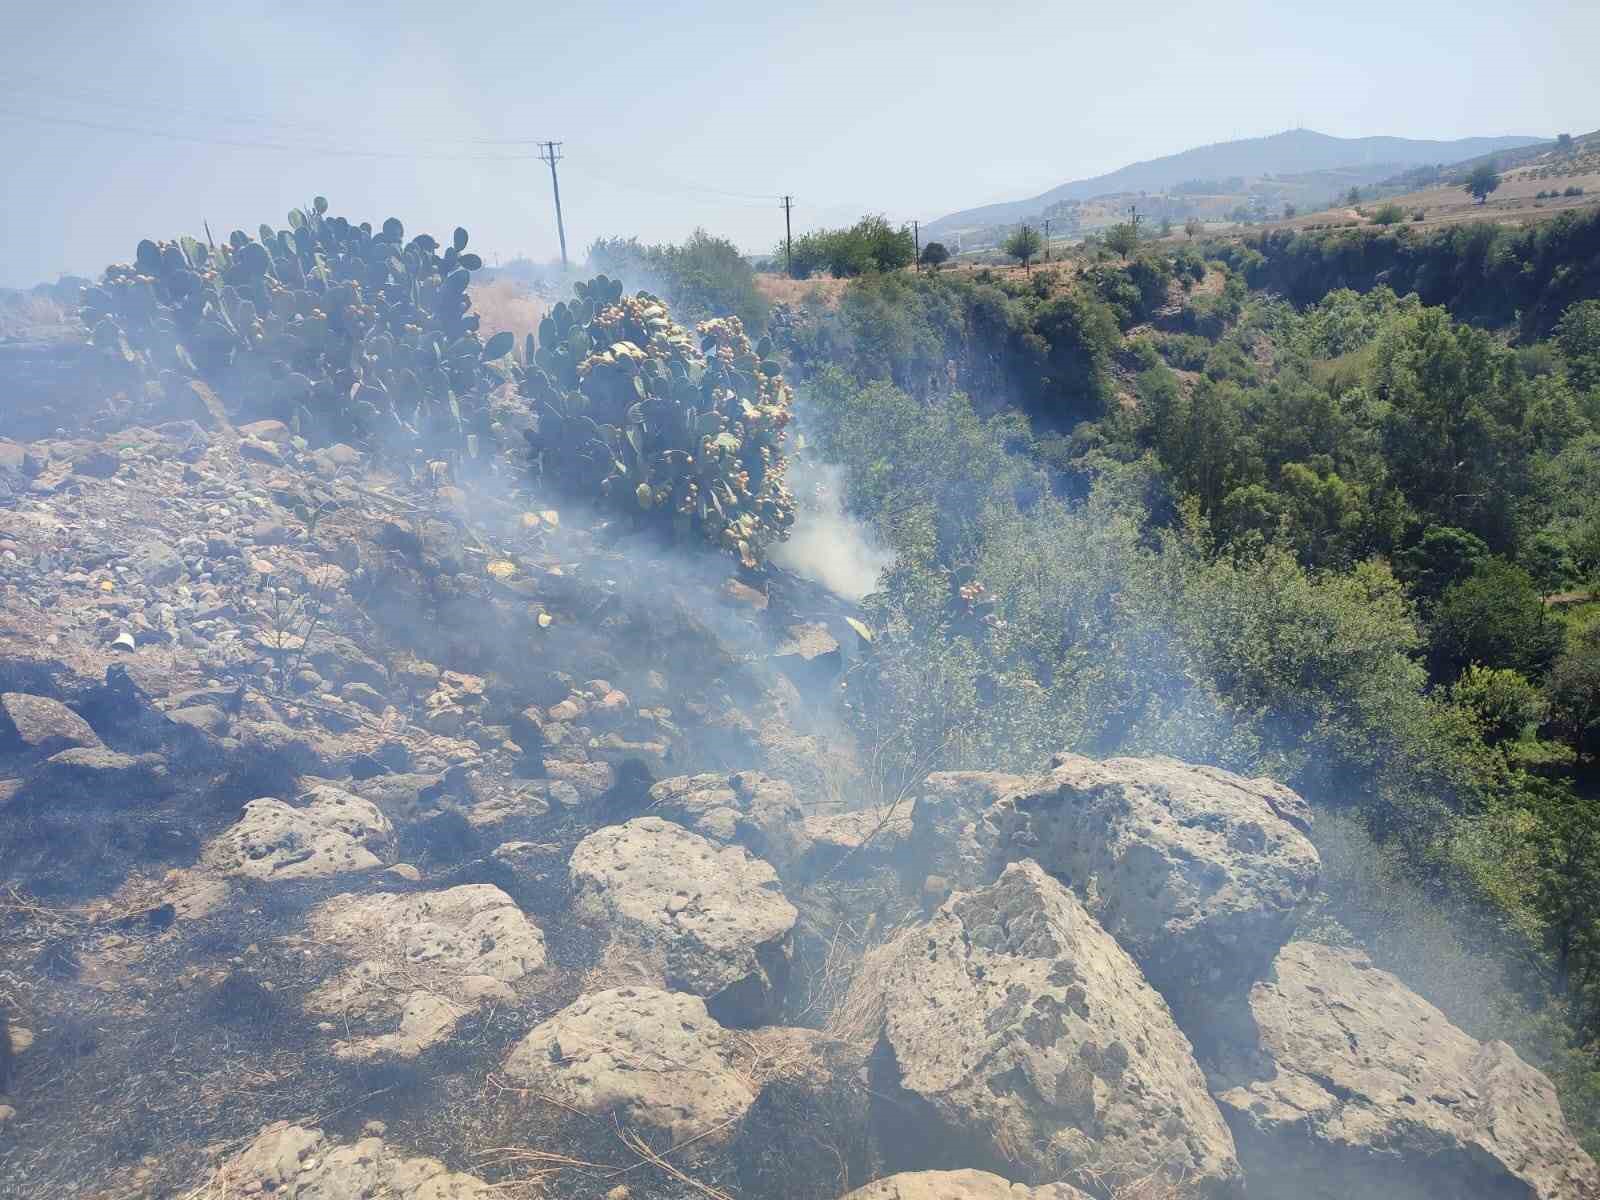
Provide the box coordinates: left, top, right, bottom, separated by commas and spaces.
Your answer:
0, 286, 1597, 1200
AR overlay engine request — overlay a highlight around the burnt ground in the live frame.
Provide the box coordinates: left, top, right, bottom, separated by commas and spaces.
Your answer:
0, 371, 884, 1200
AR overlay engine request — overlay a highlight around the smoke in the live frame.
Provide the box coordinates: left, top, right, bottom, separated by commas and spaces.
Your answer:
771, 457, 893, 603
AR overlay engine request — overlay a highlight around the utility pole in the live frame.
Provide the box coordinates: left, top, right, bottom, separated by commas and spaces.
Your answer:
912, 219, 920, 272
538, 141, 568, 270
1043, 218, 1051, 262
781, 195, 794, 277
1129, 203, 1142, 237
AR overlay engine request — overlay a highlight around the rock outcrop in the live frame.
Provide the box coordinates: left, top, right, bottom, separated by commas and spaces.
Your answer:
915, 756, 1320, 1021
1214, 941, 1600, 1200
847, 860, 1241, 1196
840, 1171, 1092, 1200
569, 815, 797, 1023
301, 884, 547, 1060
203, 785, 393, 881
206, 1121, 492, 1199
648, 769, 814, 877
502, 985, 755, 1154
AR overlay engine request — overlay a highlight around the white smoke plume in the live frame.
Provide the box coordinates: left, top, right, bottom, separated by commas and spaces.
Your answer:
772, 456, 892, 603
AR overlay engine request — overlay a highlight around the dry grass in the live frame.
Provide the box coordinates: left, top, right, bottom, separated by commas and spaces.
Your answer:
470, 279, 547, 347
0, 292, 74, 340
753, 274, 849, 308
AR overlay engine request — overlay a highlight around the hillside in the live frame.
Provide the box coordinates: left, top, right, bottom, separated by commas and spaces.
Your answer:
925, 128, 1543, 241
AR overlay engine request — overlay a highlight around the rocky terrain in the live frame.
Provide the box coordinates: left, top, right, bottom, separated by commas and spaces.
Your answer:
0, 370, 1597, 1200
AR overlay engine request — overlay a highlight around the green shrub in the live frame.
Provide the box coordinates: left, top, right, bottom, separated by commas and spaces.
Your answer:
1372, 203, 1406, 226
522, 277, 794, 565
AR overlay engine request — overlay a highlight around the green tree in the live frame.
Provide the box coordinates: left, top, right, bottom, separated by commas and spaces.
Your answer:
1184, 218, 1202, 239
1526, 780, 1600, 1026
1372, 203, 1406, 225
1395, 526, 1490, 602
1466, 163, 1502, 205
1547, 626, 1600, 761
919, 241, 951, 271
1450, 664, 1545, 745
1428, 558, 1563, 680
1104, 222, 1140, 258
1558, 133, 1575, 153
1003, 225, 1043, 273
1282, 203, 1297, 220
1556, 300, 1600, 392
1347, 186, 1362, 205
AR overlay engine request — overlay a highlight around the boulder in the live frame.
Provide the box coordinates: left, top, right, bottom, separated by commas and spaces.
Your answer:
569, 816, 796, 1024
1214, 941, 1600, 1200
203, 786, 392, 881
648, 769, 815, 877
959, 755, 1320, 1021
302, 884, 546, 1060
0, 692, 101, 756
840, 1171, 1093, 1200
203, 1121, 492, 1199
502, 986, 753, 1156
847, 860, 1240, 1197
28, 746, 167, 800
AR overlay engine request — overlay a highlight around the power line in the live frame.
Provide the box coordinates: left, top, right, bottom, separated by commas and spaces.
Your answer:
0, 105, 546, 161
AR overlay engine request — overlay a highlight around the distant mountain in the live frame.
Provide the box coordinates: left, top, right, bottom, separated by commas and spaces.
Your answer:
925, 129, 1544, 238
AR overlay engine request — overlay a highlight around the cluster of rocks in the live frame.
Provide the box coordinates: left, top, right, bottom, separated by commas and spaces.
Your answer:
0, 412, 1595, 1200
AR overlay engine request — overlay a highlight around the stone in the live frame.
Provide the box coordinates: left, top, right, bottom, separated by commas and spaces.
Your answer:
839, 1171, 1092, 1200
569, 816, 797, 1024
773, 622, 843, 688
1213, 941, 1600, 1200
239, 438, 283, 465
0, 692, 101, 755
30, 747, 167, 799
502, 986, 754, 1155
125, 538, 183, 585
238, 419, 291, 444
205, 1121, 492, 1199
203, 786, 392, 882
847, 861, 1241, 1196
647, 770, 815, 877
920, 756, 1320, 1021
341, 681, 387, 714
302, 885, 546, 1060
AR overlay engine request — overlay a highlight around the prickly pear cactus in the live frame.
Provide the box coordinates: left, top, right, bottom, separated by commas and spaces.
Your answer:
522, 276, 794, 565
79, 199, 508, 456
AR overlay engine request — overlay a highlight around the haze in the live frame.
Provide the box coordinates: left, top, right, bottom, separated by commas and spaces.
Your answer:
1, 0, 1595, 288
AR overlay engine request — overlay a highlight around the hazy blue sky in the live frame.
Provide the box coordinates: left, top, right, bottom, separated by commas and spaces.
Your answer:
2, 0, 1595, 287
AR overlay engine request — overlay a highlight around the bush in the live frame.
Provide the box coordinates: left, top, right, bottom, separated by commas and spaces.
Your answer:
82, 198, 504, 454
1450, 665, 1546, 744
587, 230, 768, 331
1372, 203, 1406, 226
522, 277, 794, 565
786, 215, 915, 279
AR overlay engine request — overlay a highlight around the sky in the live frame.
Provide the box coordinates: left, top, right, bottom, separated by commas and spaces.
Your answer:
1, 0, 1596, 288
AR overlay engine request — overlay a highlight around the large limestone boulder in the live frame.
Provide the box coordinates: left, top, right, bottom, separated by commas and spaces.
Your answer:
847, 860, 1241, 1196
301, 884, 546, 1060
569, 816, 796, 1023
840, 1171, 1092, 1200
648, 769, 814, 877
961, 755, 1320, 1020
202, 1121, 492, 1199
502, 986, 754, 1155
1214, 941, 1600, 1200
203, 786, 392, 881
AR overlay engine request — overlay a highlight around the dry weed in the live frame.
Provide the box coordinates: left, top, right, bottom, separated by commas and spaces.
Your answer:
469, 279, 546, 347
